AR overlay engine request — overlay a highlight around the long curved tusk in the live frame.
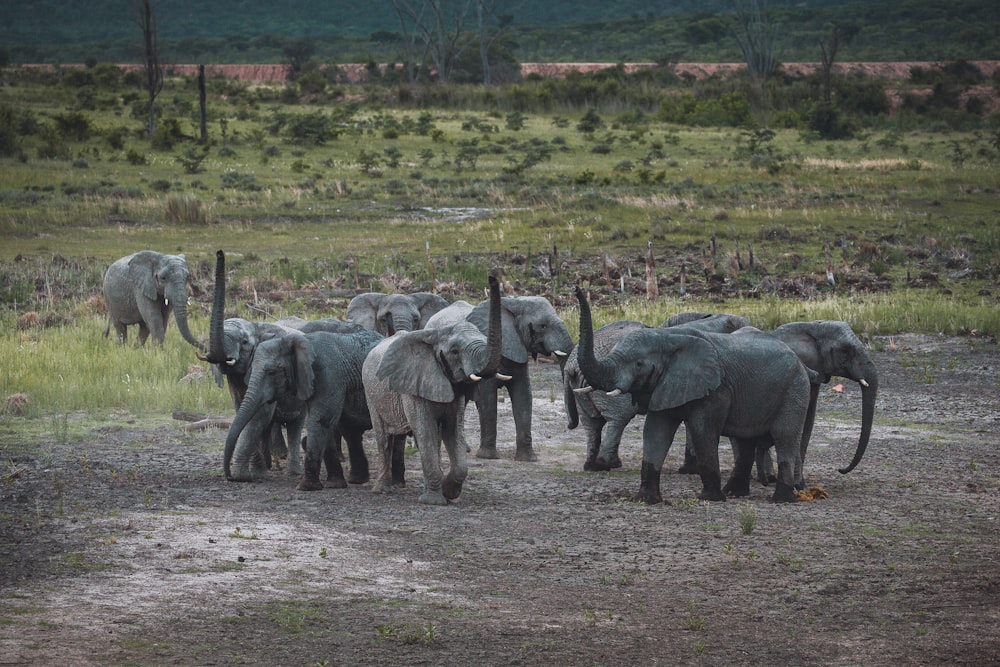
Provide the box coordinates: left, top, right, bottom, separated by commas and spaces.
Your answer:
573, 386, 594, 395
497, 373, 513, 381
606, 388, 623, 397
859, 379, 870, 387
553, 350, 568, 357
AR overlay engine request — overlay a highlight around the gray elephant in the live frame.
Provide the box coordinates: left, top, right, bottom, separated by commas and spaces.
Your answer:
567, 311, 751, 473
447, 293, 574, 461
200, 251, 366, 476
564, 320, 649, 471
574, 287, 811, 503
223, 328, 383, 490
102, 250, 203, 350
750, 320, 879, 483
363, 276, 502, 505
347, 291, 449, 336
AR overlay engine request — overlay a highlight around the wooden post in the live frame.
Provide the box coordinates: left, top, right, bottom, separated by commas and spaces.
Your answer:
645, 240, 658, 299
198, 65, 207, 143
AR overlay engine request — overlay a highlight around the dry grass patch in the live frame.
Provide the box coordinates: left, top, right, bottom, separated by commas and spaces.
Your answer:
801, 157, 934, 171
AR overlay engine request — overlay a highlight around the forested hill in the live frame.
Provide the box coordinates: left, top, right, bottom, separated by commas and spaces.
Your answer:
2, 0, 998, 65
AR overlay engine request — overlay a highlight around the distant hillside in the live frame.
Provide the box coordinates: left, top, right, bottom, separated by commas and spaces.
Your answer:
2, 0, 997, 65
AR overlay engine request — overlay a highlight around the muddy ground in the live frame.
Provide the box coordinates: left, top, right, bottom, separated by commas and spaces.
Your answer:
1, 332, 998, 666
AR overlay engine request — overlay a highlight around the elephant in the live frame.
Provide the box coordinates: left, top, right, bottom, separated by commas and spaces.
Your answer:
223, 328, 384, 490
102, 250, 203, 350
199, 251, 366, 476
439, 293, 573, 462
749, 320, 879, 484
574, 286, 812, 504
346, 291, 450, 336
362, 275, 502, 505
567, 311, 752, 473
563, 320, 649, 471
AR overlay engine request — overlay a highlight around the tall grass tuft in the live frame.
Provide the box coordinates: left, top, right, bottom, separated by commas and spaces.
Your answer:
164, 193, 210, 225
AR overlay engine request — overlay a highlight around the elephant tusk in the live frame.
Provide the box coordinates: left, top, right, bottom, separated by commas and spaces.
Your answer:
225, 359, 237, 366
470, 374, 482, 381
554, 350, 568, 357
606, 389, 623, 397
859, 378, 870, 387
497, 373, 512, 381
573, 386, 594, 395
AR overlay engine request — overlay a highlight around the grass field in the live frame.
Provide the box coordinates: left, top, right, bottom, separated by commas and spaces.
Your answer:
1, 66, 998, 419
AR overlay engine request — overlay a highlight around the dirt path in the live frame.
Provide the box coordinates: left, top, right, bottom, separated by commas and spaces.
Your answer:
1, 334, 998, 666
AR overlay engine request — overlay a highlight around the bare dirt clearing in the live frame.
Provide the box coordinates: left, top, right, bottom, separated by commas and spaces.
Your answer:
1, 334, 998, 666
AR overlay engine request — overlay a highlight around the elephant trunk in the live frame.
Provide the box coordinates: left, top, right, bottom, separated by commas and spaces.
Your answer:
169, 282, 204, 352
574, 286, 617, 392
205, 250, 228, 364
839, 367, 878, 474
223, 367, 267, 480
563, 370, 580, 429
479, 275, 502, 378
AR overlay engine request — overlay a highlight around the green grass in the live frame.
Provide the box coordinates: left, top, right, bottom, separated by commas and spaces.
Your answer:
1, 68, 998, 421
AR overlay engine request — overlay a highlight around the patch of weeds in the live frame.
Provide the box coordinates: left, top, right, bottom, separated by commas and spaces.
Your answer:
673, 497, 700, 511
738, 503, 758, 535
228, 526, 258, 539
375, 621, 437, 645
267, 600, 326, 637
776, 553, 803, 572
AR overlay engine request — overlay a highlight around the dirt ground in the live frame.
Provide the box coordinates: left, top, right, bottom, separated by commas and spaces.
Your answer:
1, 332, 998, 666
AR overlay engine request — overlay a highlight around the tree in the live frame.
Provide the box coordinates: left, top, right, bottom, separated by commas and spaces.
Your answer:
390, 0, 475, 84
283, 38, 315, 80
134, 0, 163, 140
730, 0, 780, 82
819, 22, 860, 102
475, 0, 515, 87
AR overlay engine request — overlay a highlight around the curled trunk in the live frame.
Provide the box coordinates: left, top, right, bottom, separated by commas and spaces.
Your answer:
839, 370, 878, 474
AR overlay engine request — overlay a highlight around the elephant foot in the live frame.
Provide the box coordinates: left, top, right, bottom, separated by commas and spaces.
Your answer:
347, 470, 370, 485
287, 462, 304, 477
296, 477, 325, 492
723, 479, 751, 498
325, 477, 348, 489
633, 461, 663, 505
475, 446, 499, 460
392, 475, 406, 488
372, 480, 394, 494
698, 487, 727, 502
772, 482, 799, 503
584, 455, 619, 472
418, 490, 448, 506
514, 447, 538, 462
583, 458, 605, 472
676, 461, 699, 475
441, 475, 464, 500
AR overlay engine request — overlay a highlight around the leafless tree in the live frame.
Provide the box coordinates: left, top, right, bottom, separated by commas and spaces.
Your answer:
391, 0, 476, 83
134, 0, 163, 139
475, 0, 514, 87
731, 0, 780, 82
819, 22, 860, 101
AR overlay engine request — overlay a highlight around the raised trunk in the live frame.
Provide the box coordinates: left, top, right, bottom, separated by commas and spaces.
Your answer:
573, 286, 617, 392
206, 250, 227, 364
479, 275, 502, 377
169, 284, 204, 351
839, 371, 878, 474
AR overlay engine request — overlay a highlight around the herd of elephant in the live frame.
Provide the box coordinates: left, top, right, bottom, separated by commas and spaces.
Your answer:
102, 250, 878, 505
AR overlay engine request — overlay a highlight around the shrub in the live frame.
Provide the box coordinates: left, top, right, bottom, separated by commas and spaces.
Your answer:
164, 193, 208, 225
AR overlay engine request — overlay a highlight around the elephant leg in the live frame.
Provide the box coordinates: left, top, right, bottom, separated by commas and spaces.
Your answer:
723, 437, 758, 498
634, 412, 679, 505
415, 425, 447, 506
798, 383, 821, 470
474, 378, 500, 459
506, 374, 537, 462
390, 435, 407, 487
136, 299, 164, 345
113, 321, 128, 344
299, 423, 338, 491
755, 446, 776, 486
372, 428, 396, 495
690, 420, 725, 502
138, 322, 151, 346
596, 418, 626, 470
440, 409, 468, 501
678, 431, 699, 474
231, 409, 273, 482
582, 414, 608, 471
342, 427, 370, 485
770, 422, 803, 504
281, 419, 303, 477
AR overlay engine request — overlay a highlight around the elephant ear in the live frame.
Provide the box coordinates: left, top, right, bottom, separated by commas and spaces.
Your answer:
468, 298, 526, 363
127, 251, 159, 301
648, 334, 722, 411
290, 334, 315, 401
346, 293, 384, 331
377, 329, 454, 403
410, 292, 450, 328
